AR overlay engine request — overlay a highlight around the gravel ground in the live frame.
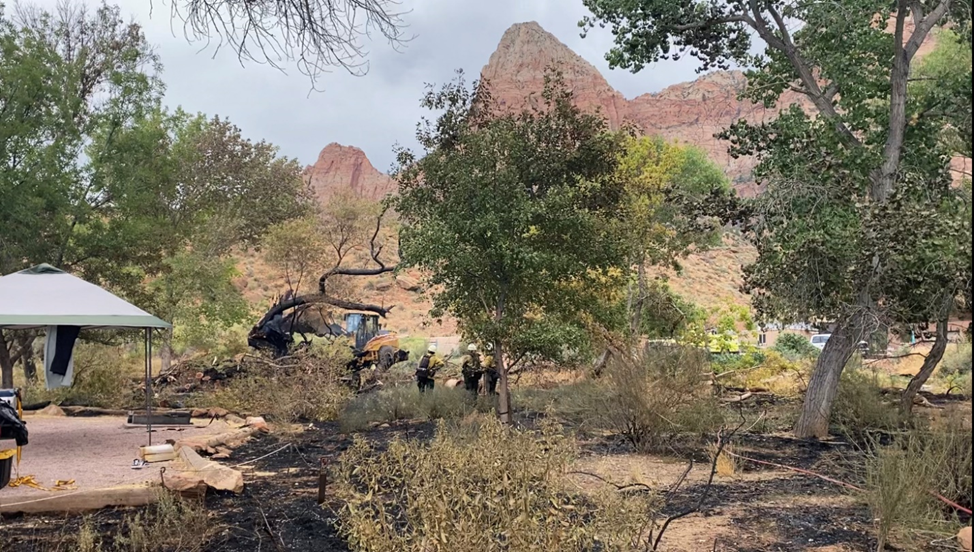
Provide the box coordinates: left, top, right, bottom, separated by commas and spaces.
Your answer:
1, 415, 233, 504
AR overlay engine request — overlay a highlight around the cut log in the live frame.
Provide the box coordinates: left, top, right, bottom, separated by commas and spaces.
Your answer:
61, 406, 131, 417
161, 472, 208, 500
174, 427, 260, 454
722, 392, 754, 403
0, 484, 158, 514
173, 447, 244, 494
959, 527, 972, 552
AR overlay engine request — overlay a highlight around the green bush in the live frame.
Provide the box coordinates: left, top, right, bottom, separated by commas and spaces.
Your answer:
333, 417, 659, 552
22, 342, 136, 408
772, 333, 820, 360
831, 366, 905, 439
942, 341, 972, 377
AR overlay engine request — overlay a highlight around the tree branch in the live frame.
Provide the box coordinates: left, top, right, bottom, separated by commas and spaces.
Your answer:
747, 1, 861, 146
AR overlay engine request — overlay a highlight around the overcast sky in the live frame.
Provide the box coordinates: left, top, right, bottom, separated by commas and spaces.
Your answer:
36, 0, 705, 173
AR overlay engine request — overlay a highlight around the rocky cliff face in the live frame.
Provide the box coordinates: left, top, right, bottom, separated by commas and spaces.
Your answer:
481, 22, 817, 196
303, 143, 397, 203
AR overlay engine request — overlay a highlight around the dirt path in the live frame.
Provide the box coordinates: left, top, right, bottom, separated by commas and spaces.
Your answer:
3, 415, 235, 502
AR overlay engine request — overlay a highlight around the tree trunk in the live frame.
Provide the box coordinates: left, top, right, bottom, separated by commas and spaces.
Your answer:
160, 329, 174, 374
900, 312, 950, 415
629, 263, 647, 339
21, 344, 37, 382
591, 349, 612, 379
496, 339, 512, 425
794, 315, 866, 439
0, 330, 14, 389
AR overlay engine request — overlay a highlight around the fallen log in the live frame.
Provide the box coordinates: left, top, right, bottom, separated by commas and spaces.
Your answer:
174, 426, 262, 455
61, 406, 132, 417
722, 392, 753, 403
173, 447, 244, 494
0, 484, 158, 514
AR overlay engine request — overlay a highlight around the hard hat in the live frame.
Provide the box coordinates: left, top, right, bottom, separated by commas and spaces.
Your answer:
427, 344, 437, 353
467, 343, 477, 352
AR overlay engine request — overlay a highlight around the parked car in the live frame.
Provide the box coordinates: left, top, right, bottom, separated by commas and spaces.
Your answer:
809, 333, 871, 354
810, 334, 831, 350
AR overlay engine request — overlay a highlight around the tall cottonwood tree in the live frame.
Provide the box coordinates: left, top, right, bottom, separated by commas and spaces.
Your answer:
0, 2, 161, 387
582, 0, 972, 438
394, 72, 629, 423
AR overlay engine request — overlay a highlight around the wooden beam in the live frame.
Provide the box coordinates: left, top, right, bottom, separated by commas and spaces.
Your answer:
0, 484, 159, 514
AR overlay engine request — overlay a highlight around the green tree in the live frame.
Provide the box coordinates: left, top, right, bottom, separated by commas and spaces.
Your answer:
581, 0, 971, 438
0, 2, 161, 386
393, 72, 629, 422
615, 136, 732, 341
104, 108, 308, 370
0, 2, 308, 384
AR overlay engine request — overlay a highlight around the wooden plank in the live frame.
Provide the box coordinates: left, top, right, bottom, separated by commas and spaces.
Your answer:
0, 484, 158, 514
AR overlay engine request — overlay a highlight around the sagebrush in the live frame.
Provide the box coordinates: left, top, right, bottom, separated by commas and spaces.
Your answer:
522, 345, 723, 452
864, 414, 972, 551
333, 416, 659, 552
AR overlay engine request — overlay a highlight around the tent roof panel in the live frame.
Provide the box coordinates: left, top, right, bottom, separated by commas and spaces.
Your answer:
0, 264, 170, 329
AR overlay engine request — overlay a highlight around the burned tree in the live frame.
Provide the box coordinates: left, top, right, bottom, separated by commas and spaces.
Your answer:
250, 198, 398, 358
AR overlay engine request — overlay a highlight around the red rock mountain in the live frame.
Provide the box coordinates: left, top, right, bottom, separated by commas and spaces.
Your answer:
482, 22, 816, 196
306, 21, 962, 203
303, 143, 397, 203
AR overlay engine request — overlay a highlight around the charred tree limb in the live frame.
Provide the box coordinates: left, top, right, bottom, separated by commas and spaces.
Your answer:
255, 294, 394, 330
318, 203, 397, 293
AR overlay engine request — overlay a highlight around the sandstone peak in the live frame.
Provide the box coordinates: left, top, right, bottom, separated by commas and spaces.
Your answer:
482, 21, 627, 125
303, 143, 396, 203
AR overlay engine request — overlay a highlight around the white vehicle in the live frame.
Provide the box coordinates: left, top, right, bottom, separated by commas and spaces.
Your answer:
810, 334, 831, 350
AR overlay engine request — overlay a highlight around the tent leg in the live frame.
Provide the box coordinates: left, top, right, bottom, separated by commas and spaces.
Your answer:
145, 328, 152, 446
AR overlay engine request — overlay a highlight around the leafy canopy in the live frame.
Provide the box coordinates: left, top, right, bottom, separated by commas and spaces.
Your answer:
393, 71, 629, 363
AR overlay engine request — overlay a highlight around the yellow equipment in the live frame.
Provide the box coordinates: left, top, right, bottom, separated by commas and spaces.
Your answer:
344, 312, 409, 371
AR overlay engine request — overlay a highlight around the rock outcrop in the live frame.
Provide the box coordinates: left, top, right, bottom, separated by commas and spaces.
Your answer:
480, 22, 815, 196
303, 143, 397, 203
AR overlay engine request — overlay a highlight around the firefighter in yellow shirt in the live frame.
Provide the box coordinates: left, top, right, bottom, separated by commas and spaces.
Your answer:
415, 344, 444, 393
483, 343, 499, 395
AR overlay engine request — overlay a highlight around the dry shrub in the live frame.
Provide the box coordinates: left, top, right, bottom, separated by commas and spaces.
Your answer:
204, 351, 353, 424
864, 414, 973, 551
709, 442, 740, 479
938, 341, 972, 396
66, 491, 211, 552
333, 417, 659, 552
339, 385, 486, 432
832, 365, 905, 439
543, 345, 723, 452
22, 342, 135, 408
115, 491, 211, 552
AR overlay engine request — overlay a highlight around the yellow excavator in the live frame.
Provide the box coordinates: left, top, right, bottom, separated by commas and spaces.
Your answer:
343, 312, 409, 371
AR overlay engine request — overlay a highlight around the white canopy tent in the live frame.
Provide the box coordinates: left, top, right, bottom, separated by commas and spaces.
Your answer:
0, 264, 171, 444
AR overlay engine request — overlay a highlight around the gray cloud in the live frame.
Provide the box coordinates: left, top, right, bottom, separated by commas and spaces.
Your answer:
33, 0, 705, 172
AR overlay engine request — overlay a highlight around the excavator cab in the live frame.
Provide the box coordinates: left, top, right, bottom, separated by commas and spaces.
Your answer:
345, 312, 381, 350
344, 312, 409, 372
